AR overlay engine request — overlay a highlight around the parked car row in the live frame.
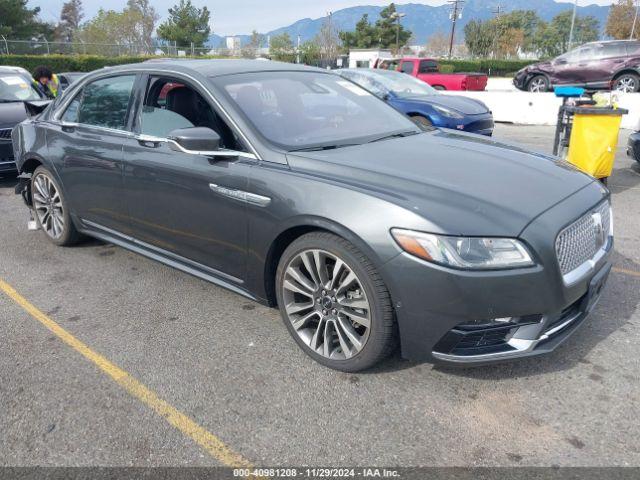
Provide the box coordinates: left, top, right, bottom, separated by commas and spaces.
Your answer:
10, 59, 613, 371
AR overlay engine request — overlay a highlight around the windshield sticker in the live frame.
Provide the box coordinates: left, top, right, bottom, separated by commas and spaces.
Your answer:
1, 76, 28, 86
337, 80, 371, 96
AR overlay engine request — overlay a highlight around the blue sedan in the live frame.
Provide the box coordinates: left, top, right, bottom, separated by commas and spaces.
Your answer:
337, 68, 494, 136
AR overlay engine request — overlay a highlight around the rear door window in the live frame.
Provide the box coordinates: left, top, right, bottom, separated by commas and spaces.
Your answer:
418, 60, 438, 74
603, 43, 627, 58
61, 75, 136, 130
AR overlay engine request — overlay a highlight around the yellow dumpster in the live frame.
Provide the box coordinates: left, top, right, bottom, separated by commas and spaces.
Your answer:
566, 106, 627, 180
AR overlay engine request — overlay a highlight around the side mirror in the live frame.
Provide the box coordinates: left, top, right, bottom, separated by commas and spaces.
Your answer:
167, 127, 221, 153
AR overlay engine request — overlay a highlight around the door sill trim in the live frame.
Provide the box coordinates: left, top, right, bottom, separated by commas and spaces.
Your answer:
80, 219, 254, 301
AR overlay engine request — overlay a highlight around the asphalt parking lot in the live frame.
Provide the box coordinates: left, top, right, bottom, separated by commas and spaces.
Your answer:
1, 124, 639, 468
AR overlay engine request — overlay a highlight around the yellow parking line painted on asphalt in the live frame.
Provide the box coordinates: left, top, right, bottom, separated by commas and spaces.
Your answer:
0, 278, 253, 469
613, 267, 640, 278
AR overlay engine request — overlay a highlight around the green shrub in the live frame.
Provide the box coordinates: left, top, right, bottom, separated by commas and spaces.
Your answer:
438, 64, 455, 73
438, 59, 536, 77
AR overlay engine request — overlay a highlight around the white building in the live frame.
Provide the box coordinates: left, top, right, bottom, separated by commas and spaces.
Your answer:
347, 49, 394, 69
226, 36, 242, 54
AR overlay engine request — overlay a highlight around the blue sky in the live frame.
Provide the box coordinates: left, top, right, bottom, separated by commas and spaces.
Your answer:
30, 0, 617, 36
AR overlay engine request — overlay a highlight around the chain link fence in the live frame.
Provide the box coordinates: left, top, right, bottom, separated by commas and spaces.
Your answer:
0, 38, 228, 57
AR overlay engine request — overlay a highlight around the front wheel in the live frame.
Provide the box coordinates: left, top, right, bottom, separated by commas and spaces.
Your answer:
528, 75, 549, 93
275, 232, 396, 372
613, 73, 640, 93
31, 166, 82, 246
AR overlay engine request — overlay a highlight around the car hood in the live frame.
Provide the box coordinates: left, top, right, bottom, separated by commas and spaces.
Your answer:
0, 102, 29, 129
286, 130, 596, 237
399, 94, 489, 115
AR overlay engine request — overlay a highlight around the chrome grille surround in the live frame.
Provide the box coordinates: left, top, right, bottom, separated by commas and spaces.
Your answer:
556, 200, 612, 285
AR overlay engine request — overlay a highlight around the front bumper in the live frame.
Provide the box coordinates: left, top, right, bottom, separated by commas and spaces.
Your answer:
0, 140, 16, 173
383, 183, 612, 365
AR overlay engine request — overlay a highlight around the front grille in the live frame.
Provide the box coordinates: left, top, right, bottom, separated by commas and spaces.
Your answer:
0, 128, 12, 140
555, 201, 611, 276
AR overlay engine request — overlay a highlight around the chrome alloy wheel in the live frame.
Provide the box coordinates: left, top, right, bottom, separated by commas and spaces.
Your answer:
32, 173, 64, 239
615, 76, 637, 93
282, 249, 371, 360
529, 77, 548, 92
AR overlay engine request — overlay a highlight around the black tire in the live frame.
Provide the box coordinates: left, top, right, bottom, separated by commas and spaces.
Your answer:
410, 114, 434, 130
275, 232, 396, 372
613, 73, 640, 93
31, 166, 82, 246
527, 75, 549, 93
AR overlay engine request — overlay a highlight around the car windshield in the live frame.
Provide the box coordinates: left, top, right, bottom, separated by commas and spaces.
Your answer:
340, 69, 438, 99
0, 74, 41, 102
212, 71, 420, 151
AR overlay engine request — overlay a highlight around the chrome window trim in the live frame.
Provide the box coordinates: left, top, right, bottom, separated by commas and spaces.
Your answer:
136, 133, 258, 161
51, 68, 262, 161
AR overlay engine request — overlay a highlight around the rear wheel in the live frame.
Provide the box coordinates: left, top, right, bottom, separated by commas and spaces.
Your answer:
275, 232, 396, 372
433, 85, 446, 91
31, 166, 81, 246
527, 75, 549, 93
613, 73, 640, 93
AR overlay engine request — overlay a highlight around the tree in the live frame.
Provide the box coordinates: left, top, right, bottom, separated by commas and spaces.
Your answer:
157, 0, 211, 49
339, 14, 378, 49
269, 32, 294, 62
241, 30, 264, 58
535, 11, 599, 57
316, 14, 340, 63
424, 31, 449, 57
299, 40, 321, 65
0, 0, 53, 38
56, 0, 83, 42
464, 19, 493, 57
339, 4, 412, 52
606, 0, 637, 40
126, 0, 158, 53
76, 4, 157, 55
375, 3, 411, 52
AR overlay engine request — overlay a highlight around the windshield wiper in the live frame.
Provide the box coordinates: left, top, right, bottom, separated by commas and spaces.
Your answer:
367, 130, 421, 144
0, 99, 23, 103
288, 143, 360, 152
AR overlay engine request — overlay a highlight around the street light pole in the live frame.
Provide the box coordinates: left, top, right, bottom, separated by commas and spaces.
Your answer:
568, 0, 578, 51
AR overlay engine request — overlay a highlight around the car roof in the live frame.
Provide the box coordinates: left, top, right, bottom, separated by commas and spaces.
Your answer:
0, 66, 31, 75
101, 59, 325, 77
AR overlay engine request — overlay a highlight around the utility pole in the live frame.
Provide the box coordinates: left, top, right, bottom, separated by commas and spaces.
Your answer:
447, 0, 464, 59
568, 0, 578, 51
631, 0, 639, 40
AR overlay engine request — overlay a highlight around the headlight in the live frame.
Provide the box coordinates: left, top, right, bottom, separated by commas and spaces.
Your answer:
391, 229, 535, 270
432, 104, 464, 119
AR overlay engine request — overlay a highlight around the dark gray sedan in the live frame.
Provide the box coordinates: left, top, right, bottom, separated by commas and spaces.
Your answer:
12, 60, 613, 371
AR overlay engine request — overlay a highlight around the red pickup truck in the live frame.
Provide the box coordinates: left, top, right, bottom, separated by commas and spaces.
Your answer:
376, 57, 488, 91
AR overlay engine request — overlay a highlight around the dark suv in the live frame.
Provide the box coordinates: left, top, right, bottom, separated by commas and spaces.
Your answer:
514, 40, 640, 93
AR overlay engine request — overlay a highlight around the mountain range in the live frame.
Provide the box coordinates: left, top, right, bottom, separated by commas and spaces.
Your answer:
207, 0, 610, 48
